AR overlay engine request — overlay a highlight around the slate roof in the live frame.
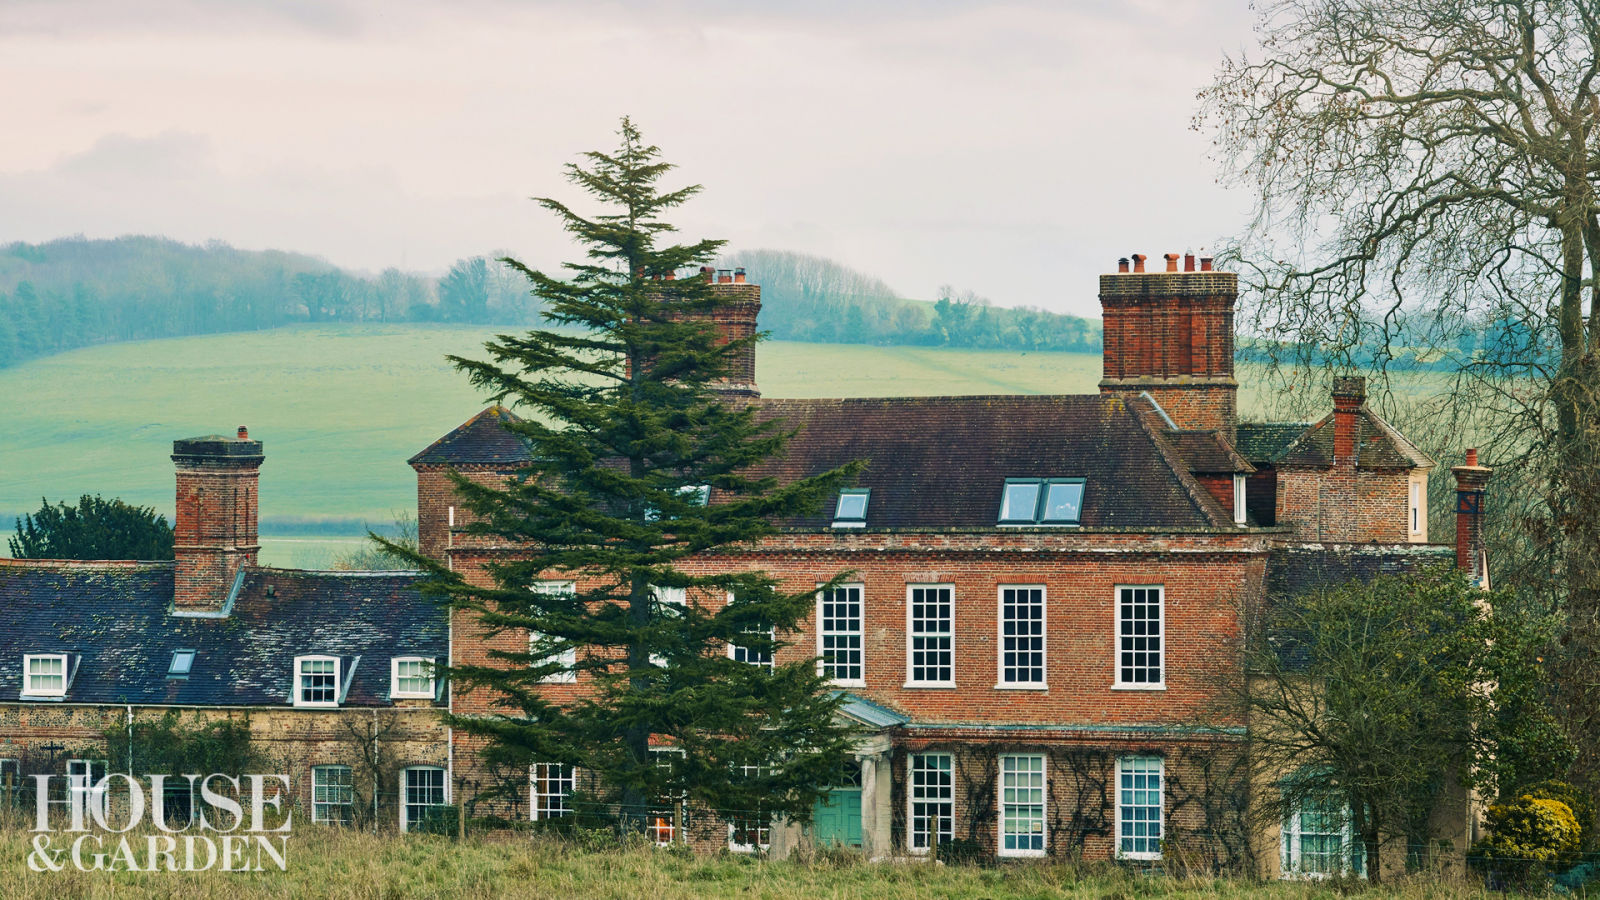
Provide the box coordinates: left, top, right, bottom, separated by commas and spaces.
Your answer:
0, 562, 445, 707
408, 406, 529, 467
1238, 408, 1433, 470
1168, 430, 1254, 474
748, 395, 1234, 530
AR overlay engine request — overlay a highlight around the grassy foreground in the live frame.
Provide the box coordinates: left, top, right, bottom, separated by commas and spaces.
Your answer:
0, 826, 1508, 900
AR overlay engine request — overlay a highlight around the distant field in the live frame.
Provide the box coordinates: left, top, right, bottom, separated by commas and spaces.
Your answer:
0, 324, 1439, 566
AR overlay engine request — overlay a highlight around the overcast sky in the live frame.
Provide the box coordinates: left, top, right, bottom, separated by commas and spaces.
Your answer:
0, 0, 1259, 319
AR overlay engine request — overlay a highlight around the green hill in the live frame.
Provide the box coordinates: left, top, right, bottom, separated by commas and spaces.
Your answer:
0, 325, 1114, 566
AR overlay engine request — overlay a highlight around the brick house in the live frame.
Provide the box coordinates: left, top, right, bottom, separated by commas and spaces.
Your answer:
411, 257, 1493, 869
0, 431, 451, 832
0, 255, 1492, 866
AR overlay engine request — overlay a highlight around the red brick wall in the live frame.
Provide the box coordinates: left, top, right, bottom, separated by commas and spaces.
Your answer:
1275, 467, 1408, 542
415, 466, 518, 563
1097, 271, 1239, 433
173, 461, 259, 610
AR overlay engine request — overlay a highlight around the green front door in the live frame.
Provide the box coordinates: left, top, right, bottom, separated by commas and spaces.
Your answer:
812, 760, 863, 848
812, 788, 862, 848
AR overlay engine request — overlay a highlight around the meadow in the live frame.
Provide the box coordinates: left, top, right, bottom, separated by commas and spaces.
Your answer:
0, 324, 1422, 566
0, 824, 1511, 900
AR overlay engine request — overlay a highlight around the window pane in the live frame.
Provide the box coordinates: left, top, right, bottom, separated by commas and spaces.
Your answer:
1041, 482, 1083, 523
910, 754, 954, 851
1001, 587, 1045, 684
532, 763, 574, 821
820, 586, 863, 683
908, 587, 953, 684
313, 766, 353, 825
169, 650, 195, 676
834, 491, 869, 522
1000, 482, 1040, 521
732, 624, 774, 669
1118, 756, 1163, 857
300, 659, 337, 704
1001, 755, 1045, 854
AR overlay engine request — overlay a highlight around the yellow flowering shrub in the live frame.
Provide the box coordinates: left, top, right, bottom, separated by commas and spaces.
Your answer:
1472, 795, 1581, 867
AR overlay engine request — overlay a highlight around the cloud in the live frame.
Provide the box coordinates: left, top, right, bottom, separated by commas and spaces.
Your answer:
0, 0, 1259, 314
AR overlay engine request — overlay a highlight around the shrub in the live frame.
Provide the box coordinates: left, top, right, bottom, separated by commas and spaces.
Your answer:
1519, 780, 1596, 850
935, 838, 993, 868
1469, 794, 1581, 886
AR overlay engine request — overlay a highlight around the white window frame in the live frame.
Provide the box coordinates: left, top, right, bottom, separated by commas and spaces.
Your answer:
399, 765, 448, 833
21, 653, 68, 698
727, 764, 771, 853
1233, 473, 1248, 525
908, 753, 954, 854
999, 753, 1047, 858
905, 584, 955, 688
530, 762, 575, 822
293, 655, 341, 708
532, 580, 578, 684
647, 747, 685, 846
649, 586, 687, 669
390, 657, 436, 699
1116, 755, 1164, 860
1410, 479, 1423, 535
816, 583, 865, 687
832, 488, 870, 528
997, 585, 1047, 689
1113, 585, 1165, 690
726, 593, 774, 670
998, 478, 1085, 526
1281, 791, 1364, 879
311, 764, 354, 825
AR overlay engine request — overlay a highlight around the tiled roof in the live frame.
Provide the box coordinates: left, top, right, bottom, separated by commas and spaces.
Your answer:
408, 406, 528, 467
1235, 423, 1312, 463
1168, 430, 1254, 474
1239, 408, 1432, 470
749, 395, 1234, 530
0, 562, 445, 706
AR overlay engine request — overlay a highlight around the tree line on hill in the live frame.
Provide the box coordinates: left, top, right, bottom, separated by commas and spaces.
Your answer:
0, 238, 1105, 370
722, 249, 1102, 352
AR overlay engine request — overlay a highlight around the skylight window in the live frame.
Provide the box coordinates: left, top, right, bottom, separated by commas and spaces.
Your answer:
168, 649, 196, 679
998, 478, 1085, 525
833, 489, 870, 527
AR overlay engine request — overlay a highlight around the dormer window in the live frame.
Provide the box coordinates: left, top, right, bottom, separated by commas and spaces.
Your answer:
294, 655, 340, 708
391, 657, 436, 699
22, 653, 67, 698
998, 478, 1085, 525
833, 489, 870, 528
168, 649, 196, 679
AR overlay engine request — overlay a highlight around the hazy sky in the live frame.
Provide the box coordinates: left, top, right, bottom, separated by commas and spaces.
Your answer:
0, 0, 1259, 319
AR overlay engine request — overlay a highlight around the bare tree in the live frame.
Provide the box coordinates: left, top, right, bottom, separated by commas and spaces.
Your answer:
1200, 0, 1600, 787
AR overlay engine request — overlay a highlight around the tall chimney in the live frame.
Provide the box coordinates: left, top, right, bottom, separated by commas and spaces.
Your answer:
707, 269, 762, 399
1099, 253, 1239, 433
172, 429, 263, 612
1331, 376, 1366, 463
1452, 449, 1492, 581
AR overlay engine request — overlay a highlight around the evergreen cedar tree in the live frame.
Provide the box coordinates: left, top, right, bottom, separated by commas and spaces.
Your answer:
8, 493, 174, 560
1243, 567, 1570, 880
388, 118, 865, 825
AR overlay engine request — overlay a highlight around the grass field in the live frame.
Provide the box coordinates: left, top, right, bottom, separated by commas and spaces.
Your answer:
0, 324, 1435, 567
0, 825, 1508, 900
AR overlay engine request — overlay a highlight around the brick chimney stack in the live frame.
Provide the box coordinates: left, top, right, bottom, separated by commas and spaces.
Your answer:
172, 427, 263, 612
1099, 252, 1238, 433
707, 267, 761, 399
1452, 448, 1492, 582
1331, 376, 1366, 463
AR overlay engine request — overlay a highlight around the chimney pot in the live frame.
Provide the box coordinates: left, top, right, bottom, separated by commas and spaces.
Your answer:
717, 268, 733, 284
1184, 253, 1196, 272
1132, 254, 1147, 273
664, 271, 675, 281
237, 426, 248, 440
1164, 253, 1180, 272
734, 267, 746, 284
1200, 257, 1213, 271
1466, 448, 1478, 467
700, 266, 714, 281
1118, 258, 1130, 273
